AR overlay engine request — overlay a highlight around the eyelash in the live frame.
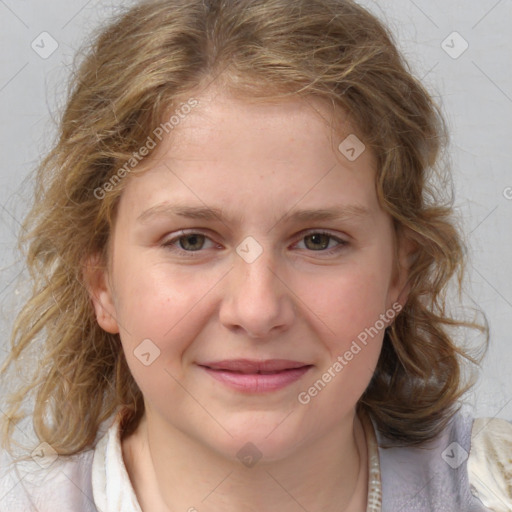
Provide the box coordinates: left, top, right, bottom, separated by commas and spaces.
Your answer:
161, 229, 349, 258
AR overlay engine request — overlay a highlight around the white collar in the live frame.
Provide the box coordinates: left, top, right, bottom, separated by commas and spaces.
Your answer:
92, 412, 142, 512
91, 409, 382, 512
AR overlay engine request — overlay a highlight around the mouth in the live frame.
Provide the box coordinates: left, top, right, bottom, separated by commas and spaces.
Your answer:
199, 359, 311, 373
197, 359, 313, 393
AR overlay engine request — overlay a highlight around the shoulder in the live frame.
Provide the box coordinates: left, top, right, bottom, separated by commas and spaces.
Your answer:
468, 416, 512, 511
0, 444, 97, 512
374, 410, 507, 511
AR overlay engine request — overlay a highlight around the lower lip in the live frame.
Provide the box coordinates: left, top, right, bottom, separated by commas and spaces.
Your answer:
200, 365, 312, 392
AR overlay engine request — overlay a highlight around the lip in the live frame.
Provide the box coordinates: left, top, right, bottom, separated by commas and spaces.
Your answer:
200, 359, 309, 372
197, 359, 313, 393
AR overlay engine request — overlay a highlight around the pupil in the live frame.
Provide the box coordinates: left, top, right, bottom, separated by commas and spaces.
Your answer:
181, 234, 203, 251
307, 234, 328, 250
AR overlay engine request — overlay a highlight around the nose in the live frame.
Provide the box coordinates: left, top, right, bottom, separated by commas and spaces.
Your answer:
218, 241, 296, 339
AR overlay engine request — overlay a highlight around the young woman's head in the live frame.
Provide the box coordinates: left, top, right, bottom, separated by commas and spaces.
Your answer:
1, 0, 486, 457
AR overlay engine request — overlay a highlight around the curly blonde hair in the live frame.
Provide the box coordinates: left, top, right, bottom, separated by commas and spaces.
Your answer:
1, 0, 488, 457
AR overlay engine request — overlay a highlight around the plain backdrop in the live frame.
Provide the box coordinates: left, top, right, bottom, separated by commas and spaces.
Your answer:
0, 0, 511, 425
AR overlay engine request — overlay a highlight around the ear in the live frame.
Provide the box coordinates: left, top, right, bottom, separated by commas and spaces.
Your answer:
389, 225, 418, 311
82, 252, 120, 334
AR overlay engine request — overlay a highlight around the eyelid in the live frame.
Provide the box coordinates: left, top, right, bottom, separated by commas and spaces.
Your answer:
290, 229, 349, 251
162, 228, 348, 245
161, 229, 218, 248
293, 228, 349, 242
161, 227, 349, 257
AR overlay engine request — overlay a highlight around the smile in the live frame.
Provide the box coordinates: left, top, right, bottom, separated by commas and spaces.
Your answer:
198, 360, 313, 393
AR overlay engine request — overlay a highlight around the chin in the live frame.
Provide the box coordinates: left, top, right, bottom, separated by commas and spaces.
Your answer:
206, 416, 310, 465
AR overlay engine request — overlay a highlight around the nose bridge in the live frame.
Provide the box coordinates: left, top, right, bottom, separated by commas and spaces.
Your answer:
220, 234, 294, 337
235, 235, 280, 306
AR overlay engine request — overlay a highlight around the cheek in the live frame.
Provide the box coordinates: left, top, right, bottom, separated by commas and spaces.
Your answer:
112, 259, 219, 368
295, 269, 391, 410
293, 257, 393, 399
112, 270, 208, 408
304, 265, 391, 338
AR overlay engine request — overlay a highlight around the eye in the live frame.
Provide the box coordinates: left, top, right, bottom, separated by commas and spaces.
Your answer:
161, 229, 349, 258
162, 230, 217, 255
293, 230, 348, 255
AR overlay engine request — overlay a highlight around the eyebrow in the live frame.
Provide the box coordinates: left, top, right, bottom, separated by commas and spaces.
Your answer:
136, 202, 371, 226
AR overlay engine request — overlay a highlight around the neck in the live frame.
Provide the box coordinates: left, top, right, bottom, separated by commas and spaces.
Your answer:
121, 409, 368, 512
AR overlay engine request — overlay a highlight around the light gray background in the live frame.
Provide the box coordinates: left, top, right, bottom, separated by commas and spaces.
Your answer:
0, 0, 511, 420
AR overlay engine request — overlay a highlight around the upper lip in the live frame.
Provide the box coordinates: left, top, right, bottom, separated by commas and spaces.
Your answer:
199, 359, 311, 373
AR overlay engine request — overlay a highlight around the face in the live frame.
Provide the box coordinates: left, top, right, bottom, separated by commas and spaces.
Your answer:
88, 87, 411, 461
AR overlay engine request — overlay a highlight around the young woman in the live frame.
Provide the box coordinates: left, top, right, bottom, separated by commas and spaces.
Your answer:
1, 1, 511, 510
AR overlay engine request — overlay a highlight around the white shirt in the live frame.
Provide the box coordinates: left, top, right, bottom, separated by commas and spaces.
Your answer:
1, 411, 511, 511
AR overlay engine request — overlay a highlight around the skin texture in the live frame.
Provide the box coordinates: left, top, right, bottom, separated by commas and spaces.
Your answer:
86, 86, 413, 512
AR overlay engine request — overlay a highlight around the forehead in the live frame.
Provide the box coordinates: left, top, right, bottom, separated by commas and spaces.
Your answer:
116, 88, 380, 224
154, 88, 366, 163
